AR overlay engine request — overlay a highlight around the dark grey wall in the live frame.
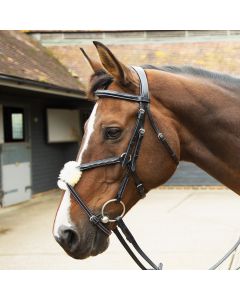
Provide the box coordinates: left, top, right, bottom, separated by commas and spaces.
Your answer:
165, 161, 221, 186
0, 86, 93, 195
30, 102, 78, 193
30, 97, 92, 194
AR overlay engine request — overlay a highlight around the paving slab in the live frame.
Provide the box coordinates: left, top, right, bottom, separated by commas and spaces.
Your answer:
0, 188, 240, 270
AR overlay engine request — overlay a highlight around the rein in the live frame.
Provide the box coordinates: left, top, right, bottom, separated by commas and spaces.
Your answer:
58, 66, 240, 270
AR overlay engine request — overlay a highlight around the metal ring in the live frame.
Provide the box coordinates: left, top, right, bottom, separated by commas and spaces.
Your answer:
101, 199, 126, 223
120, 152, 126, 159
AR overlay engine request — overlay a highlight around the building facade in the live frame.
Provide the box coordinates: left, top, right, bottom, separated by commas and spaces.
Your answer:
0, 31, 92, 207
2, 30, 239, 207
30, 30, 240, 187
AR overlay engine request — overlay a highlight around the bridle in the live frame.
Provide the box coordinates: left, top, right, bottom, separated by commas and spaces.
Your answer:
63, 66, 178, 269
60, 66, 240, 270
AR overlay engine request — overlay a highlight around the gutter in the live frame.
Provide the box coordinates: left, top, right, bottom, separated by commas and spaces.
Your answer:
0, 73, 87, 99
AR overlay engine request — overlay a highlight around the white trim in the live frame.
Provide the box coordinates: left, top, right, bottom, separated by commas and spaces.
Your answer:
53, 190, 73, 237
77, 102, 98, 164
53, 103, 99, 234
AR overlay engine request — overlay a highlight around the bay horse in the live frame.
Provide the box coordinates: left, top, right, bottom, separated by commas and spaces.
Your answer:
53, 41, 240, 265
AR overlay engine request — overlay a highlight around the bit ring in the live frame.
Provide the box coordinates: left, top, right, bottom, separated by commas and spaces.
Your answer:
101, 199, 126, 223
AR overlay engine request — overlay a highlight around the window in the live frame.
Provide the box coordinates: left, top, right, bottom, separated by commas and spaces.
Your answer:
3, 107, 25, 142
46, 108, 80, 143
11, 113, 24, 139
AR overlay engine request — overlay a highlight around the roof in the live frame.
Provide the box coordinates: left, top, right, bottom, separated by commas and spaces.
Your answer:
0, 31, 85, 92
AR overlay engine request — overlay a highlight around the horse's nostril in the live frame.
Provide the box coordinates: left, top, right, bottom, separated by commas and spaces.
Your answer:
56, 226, 80, 252
64, 229, 75, 245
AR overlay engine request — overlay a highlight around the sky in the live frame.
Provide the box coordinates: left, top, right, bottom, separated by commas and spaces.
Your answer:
1, 0, 240, 30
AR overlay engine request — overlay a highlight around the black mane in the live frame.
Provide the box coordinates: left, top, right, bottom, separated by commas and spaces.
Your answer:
88, 70, 113, 98
89, 65, 240, 95
142, 64, 240, 91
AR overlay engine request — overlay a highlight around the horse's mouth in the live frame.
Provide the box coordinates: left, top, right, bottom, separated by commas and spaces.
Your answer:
59, 231, 110, 260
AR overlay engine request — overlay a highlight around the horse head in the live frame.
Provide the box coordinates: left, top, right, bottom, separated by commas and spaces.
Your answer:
53, 41, 180, 259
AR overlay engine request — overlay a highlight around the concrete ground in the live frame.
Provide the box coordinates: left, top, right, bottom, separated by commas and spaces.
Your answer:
0, 188, 240, 270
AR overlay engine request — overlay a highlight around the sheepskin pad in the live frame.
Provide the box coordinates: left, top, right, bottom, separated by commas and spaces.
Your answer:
57, 161, 82, 190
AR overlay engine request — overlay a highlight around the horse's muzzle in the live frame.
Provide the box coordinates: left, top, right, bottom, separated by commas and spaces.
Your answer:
54, 224, 109, 259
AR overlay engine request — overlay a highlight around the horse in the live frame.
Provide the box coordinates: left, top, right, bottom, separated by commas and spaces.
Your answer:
53, 41, 240, 264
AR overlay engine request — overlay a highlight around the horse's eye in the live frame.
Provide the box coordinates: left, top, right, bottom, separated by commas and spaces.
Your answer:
104, 127, 122, 140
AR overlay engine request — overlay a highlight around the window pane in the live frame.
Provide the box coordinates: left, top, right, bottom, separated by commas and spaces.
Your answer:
11, 113, 23, 139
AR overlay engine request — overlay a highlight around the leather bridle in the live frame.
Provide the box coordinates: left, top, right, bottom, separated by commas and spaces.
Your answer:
62, 66, 240, 270
64, 66, 178, 269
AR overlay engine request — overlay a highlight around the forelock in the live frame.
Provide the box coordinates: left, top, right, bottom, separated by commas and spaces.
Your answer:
88, 70, 113, 99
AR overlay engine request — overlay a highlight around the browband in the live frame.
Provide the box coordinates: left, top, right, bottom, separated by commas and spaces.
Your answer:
94, 90, 149, 102
95, 66, 150, 103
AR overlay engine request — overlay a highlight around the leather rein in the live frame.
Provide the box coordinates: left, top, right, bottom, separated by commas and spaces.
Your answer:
63, 66, 240, 270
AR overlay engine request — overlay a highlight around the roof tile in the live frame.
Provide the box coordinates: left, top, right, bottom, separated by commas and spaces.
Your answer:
0, 31, 84, 91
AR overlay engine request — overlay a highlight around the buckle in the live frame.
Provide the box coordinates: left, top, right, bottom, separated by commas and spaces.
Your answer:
139, 128, 145, 136
158, 132, 166, 142
89, 215, 100, 225
121, 152, 132, 167
136, 183, 145, 198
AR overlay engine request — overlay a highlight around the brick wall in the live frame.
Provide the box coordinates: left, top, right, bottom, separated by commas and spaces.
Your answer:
46, 40, 240, 88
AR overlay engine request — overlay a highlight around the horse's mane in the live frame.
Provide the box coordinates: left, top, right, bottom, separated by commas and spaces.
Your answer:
88, 65, 240, 95
142, 64, 240, 91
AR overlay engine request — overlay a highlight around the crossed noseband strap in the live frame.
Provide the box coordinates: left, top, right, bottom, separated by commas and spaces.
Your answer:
57, 66, 179, 270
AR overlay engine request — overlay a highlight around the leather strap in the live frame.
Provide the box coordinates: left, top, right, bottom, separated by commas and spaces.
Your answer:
67, 184, 111, 236
79, 156, 123, 171
115, 218, 163, 270
146, 106, 179, 165
131, 66, 150, 102
121, 107, 145, 167
209, 236, 240, 270
113, 227, 147, 270
95, 90, 149, 103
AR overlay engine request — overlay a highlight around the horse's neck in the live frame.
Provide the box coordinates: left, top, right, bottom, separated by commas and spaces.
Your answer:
153, 71, 240, 195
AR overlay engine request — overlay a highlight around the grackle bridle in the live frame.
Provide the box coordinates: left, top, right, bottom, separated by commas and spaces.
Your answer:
65, 66, 240, 270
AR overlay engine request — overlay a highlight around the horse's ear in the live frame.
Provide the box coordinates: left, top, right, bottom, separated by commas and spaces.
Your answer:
80, 48, 105, 73
93, 41, 135, 86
